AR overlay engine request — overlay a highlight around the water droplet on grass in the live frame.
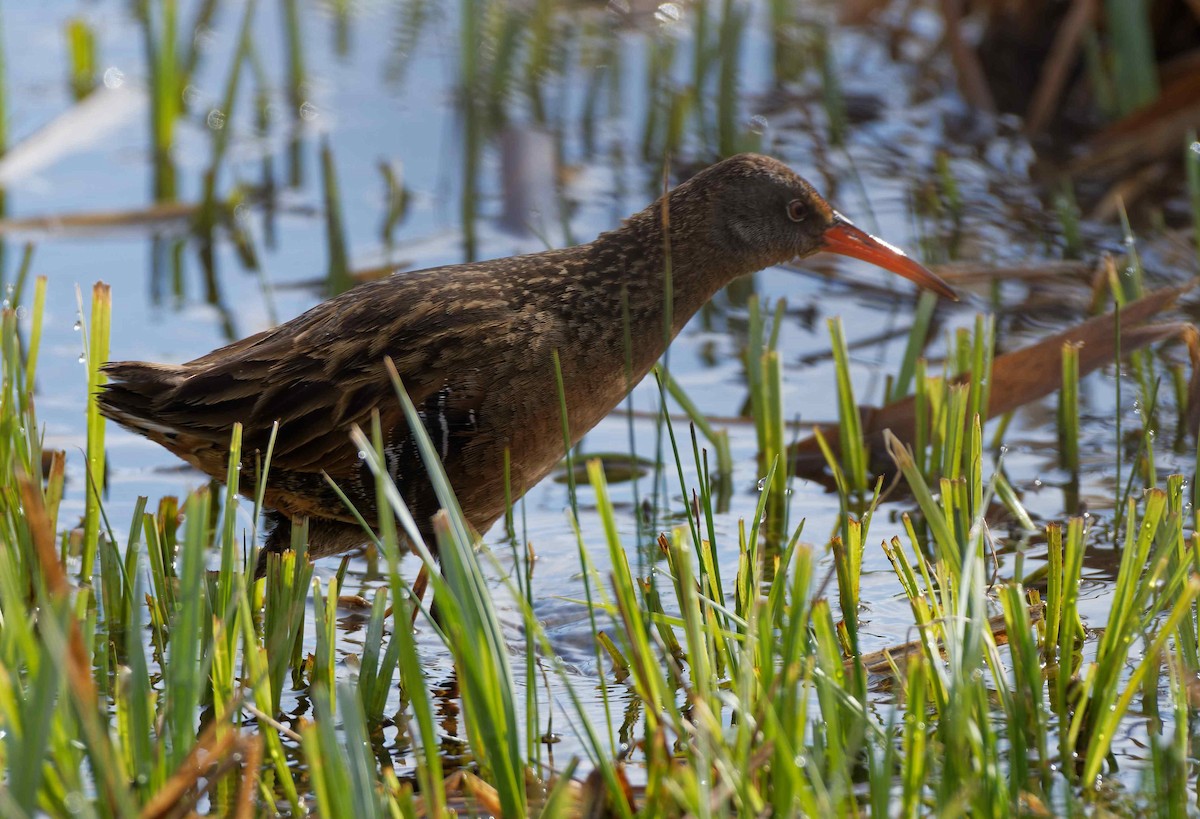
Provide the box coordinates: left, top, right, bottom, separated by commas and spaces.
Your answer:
655, 2, 682, 25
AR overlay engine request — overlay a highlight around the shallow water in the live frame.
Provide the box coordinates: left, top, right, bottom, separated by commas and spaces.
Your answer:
10, 0, 1195, 793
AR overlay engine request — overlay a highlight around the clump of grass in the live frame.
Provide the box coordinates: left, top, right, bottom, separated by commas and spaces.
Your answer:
262, 530, 312, 717
1059, 340, 1081, 491
887, 290, 938, 403
79, 281, 110, 581
6, 252, 1200, 815
745, 296, 788, 545
0, 280, 265, 815
656, 365, 734, 509
824, 315, 869, 495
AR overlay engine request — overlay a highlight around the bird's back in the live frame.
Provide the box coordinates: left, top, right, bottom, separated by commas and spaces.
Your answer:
99, 243, 621, 535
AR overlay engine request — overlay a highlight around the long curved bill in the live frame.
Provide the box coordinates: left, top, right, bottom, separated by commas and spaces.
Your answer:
820, 213, 958, 301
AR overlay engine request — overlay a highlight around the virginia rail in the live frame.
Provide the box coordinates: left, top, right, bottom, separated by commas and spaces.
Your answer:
99, 153, 955, 572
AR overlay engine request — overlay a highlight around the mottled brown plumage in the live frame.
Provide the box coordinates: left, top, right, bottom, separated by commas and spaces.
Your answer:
99, 153, 954, 571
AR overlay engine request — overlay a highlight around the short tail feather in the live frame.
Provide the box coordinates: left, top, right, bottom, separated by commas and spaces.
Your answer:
97, 361, 187, 436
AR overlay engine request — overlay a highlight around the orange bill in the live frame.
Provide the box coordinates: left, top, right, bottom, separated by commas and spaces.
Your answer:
820, 214, 958, 301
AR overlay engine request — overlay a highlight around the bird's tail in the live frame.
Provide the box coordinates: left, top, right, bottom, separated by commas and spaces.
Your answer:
97, 360, 188, 439
98, 360, 246, 479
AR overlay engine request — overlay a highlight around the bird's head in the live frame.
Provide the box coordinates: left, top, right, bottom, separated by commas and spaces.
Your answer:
670, 153, 957, 300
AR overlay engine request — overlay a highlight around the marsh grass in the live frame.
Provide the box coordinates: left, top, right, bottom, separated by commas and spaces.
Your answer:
745, 296, 788, 544
1059, 341, 1081, 492
4, 257, 1199, 815
4, 1, 1200, 815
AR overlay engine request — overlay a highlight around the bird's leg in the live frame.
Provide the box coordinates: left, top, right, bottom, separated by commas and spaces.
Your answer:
410, 564, 429, 626
307, 519, 373, 560
253, 511, 293, 579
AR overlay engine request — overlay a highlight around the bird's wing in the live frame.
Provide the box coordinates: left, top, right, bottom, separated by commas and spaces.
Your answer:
108, 271, 506, 482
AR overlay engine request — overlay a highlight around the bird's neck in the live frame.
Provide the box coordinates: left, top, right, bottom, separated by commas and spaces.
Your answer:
549, 201, 747, 399
603, 200, 742, 321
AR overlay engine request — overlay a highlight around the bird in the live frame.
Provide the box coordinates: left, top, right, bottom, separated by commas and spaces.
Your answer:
99, 153, 956, 575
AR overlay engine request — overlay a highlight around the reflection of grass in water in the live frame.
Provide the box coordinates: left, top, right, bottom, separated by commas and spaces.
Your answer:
133, 0, 252, 339
136, 0, 180, 202
282, 0, 308, 188
65, 17, 97, 101
385, 0, 431, 88
1100, 0, 1159, 116
451, 0, 778, 248
330, 0, 352, 58
321, 138, 353, 296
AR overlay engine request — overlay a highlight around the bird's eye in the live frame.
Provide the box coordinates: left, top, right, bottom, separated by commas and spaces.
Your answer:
786, 199, 806, 223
